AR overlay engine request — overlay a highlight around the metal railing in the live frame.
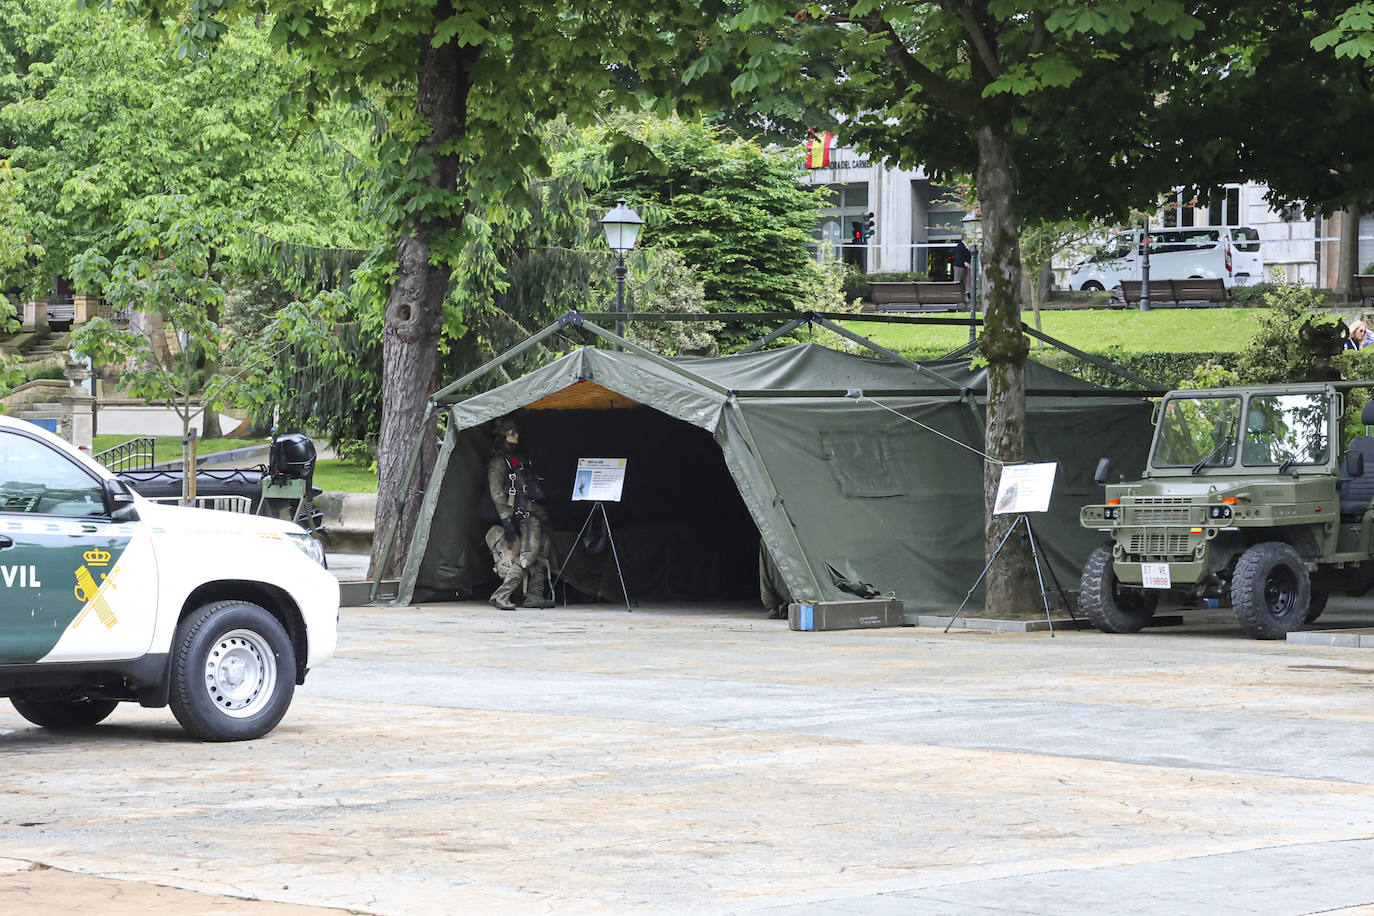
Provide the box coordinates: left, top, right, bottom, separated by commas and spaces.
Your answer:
93, 437, 155, 472
146, 494, 254, 513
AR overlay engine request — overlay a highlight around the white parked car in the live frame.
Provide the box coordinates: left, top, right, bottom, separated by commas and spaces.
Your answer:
1067, 225, 1264, 291
0, 415, 338, 741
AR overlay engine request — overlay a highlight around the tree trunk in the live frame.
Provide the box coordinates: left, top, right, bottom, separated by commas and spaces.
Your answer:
370, 28, 469, 580
1338, 209, 1360, 298
974, 124, 1036, 615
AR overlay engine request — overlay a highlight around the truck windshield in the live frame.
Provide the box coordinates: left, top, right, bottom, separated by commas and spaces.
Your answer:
1240, 393, 1330, 467
1152, 396, 1241, 469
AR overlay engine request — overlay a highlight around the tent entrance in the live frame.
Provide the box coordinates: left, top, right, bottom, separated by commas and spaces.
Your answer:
519, 405, 760, 603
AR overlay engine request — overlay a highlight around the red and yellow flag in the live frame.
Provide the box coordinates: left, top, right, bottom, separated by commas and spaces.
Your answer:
804, 130, 834, 169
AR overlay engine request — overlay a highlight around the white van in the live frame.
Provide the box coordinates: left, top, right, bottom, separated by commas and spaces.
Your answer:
1067, 226, 1263, 291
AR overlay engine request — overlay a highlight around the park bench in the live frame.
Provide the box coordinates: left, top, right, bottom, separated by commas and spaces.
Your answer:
46, 300, 75, 331
869, 281, 968, 313
1117, 278, 1229, 308
1354, 275, 1374, 307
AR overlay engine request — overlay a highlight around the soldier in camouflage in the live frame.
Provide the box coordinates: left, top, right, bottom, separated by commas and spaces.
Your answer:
486, 415, 553, 609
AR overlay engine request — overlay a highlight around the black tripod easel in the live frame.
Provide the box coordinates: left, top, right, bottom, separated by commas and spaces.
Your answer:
946, 513, 1076, 637
553, 501, 632, 612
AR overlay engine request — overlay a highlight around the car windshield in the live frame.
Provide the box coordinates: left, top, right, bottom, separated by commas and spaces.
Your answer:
1240, 393, 1330, 467
1151, 396, 1242, 469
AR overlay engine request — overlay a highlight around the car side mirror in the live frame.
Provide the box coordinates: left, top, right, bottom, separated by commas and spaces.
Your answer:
103, 478, 139, 522
1094, 457, 1111, 486
1347, 450, 1365, 479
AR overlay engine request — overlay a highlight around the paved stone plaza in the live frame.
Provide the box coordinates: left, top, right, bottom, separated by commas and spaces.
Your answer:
2, 601, 1373, 914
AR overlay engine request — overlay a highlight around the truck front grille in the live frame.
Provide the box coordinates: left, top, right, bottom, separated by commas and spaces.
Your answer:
1132, 507, 1191, 524
1127, 533, 1191, 556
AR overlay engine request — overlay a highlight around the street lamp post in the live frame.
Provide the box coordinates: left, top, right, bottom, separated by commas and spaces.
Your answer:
962, 210, 982, 345
1139, 216, 1152, 312
600, 198, 644, 339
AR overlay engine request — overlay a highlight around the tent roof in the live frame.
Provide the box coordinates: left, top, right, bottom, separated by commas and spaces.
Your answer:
440, 341, 1127, 430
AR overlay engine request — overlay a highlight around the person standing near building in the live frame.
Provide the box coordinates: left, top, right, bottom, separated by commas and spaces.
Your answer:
486, 414, 554, 609
1346, 320, 1369, 350
952, 235, 972, 290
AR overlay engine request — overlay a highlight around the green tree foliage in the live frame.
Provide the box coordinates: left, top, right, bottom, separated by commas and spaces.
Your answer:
0, 1, 372, 294
570, 116, 823, 346
69, 197, 260, 462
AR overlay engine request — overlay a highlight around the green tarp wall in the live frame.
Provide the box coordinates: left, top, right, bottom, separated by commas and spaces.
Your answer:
398, 342, 1153, 618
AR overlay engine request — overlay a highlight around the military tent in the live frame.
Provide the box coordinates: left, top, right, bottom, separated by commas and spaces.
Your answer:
390, 314, 1155, 619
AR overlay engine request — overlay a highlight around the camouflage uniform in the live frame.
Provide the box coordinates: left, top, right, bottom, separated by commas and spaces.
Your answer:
487, 444, 553, 609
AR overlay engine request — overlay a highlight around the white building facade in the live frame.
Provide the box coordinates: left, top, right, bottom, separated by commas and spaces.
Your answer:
796, 142, 1372, 288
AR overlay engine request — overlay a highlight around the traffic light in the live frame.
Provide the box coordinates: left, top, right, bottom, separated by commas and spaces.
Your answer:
864, 212, 876, 239
850, 221, 863, 243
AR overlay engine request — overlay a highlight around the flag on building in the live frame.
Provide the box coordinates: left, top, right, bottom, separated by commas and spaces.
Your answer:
804, 130, 834, 169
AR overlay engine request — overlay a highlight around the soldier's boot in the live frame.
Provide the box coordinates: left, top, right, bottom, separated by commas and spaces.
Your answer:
521, 564, 554, 608
489, 573, 520, 610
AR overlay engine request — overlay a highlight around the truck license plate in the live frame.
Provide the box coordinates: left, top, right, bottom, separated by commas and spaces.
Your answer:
1140, 563, 1171, 589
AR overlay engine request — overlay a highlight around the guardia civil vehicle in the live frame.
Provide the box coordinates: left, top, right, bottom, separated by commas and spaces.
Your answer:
0, 415, 338, 740
1079, 382, 1374, 639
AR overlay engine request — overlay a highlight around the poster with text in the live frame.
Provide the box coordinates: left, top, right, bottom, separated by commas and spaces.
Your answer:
572, 458, 628, 502
992, 462, 1057, 515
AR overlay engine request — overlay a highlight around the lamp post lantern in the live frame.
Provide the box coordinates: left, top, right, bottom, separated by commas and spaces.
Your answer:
962, 210, 982, 344
601, 198, 643, 339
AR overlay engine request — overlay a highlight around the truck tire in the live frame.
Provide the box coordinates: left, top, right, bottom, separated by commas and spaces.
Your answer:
10, 695, 118, 729
169, 600, 296, 741
1080, 545, 1159, 633
1232, 542, 1311, 639
1305, 589, 1329, 624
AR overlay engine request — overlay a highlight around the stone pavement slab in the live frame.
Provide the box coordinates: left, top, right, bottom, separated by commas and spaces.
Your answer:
2, 602, 1373, 914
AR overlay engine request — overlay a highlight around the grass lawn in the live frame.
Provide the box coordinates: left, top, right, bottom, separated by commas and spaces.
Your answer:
91, 435, 256, 461
850, 307, 1269, 355
313, 459, 377, 493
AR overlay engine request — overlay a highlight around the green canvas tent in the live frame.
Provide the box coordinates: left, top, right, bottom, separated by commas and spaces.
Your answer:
392, 314, 1155, 620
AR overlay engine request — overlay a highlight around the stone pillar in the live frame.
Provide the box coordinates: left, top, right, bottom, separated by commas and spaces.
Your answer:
60, 359, 96, 452
73, 293, 99, 327
21, 299, 45, 333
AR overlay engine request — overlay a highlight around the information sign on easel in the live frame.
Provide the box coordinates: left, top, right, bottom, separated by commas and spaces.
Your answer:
572, 457, 627, 502
992, 461, 1057, 514
950, 461, 1075, 636
557, 458, 632, 611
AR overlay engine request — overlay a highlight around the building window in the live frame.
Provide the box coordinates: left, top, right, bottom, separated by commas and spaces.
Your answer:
815, 182, 871, 271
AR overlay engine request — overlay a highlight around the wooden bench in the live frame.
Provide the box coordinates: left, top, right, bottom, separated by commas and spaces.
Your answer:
1354, 275, 1374, 307
869, 281, 968, 312
1118, 278, 1229, 308
46, 301, 75, 331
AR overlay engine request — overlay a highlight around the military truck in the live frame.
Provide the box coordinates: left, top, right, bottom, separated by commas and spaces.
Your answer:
1079, 382, 1374, 639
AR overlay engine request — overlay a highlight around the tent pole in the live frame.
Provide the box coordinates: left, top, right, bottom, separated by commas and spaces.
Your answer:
1020, 325, 1165, 391
736, 316, 813, 354
805, 315, 966, 391
370, 401, 436, 603
431, 315, 578, 404
724, 398, 828, 602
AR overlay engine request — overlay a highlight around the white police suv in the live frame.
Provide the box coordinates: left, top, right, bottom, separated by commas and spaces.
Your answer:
0, 415, 338, 741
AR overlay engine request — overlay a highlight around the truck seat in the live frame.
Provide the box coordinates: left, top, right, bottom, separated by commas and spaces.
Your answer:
1339, 437, 1374, 518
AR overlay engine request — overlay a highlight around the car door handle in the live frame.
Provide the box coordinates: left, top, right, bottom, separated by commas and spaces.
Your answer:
0, 535, 12, 549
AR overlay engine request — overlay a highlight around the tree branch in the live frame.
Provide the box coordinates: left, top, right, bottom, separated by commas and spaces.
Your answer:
859, 11, 980, 117
939, 0, 1001, 80
1030, 11, 1049, 56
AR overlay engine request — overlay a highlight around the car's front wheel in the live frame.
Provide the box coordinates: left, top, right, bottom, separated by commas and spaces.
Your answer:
10, 695, 119, 729
169, 600, 296, 741
1079, 545, 1159, 633
1080, 280, 1105, 291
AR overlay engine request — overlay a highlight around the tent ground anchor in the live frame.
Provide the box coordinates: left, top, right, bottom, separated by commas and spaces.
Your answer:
553, 501, 632, 612
946, 515, 1074, 636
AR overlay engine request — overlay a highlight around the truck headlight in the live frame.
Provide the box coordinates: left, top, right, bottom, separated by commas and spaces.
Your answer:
287, 531, 327, 567
1104, 507, 1118, 520
1208, 506, 1233, 519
